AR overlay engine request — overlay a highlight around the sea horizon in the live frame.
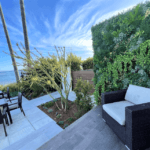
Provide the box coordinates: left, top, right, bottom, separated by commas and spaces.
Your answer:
0, 69, 24, 72
0, 70, 25, 86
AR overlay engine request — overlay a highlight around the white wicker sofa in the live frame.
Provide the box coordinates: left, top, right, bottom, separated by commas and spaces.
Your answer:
102, 84, 150, 150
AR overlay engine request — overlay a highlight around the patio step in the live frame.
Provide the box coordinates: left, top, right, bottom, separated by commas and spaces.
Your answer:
2, 121, 63, 150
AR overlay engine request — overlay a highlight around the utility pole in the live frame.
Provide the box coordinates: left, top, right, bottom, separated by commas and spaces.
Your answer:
20, 0, 31, 68
0, 3, 20, 83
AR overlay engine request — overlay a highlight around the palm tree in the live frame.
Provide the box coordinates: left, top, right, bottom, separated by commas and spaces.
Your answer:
20, 0, 31, 68
0, 3, 20, 83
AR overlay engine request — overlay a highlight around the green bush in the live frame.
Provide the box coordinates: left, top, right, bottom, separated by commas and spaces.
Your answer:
65, 52, 83, 71
74, 109, 84, 119
0, 82, 22, 97
82, 57, 93, 70
52, 98, 59, 102
58, 121, 64, 125
56, 114, 62, 118
44, 101, 54, 108
64, 124, 68, 129
67, 117, 75, 123
41, 103, 44, 106
19, 56, 62, 99
73, 77, 94, 112
47, 109, 53, 113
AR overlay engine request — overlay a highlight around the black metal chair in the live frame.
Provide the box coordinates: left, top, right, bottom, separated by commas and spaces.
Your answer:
3, 87, 18, 103
7, 92, 25, 116
0, 105, 9, 136
0, 90, 4, 99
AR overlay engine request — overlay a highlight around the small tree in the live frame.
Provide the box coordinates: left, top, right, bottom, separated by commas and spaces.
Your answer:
3, 42, 73, 112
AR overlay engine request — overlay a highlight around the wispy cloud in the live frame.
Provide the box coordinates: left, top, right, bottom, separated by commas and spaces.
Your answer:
1, 0, 148, 67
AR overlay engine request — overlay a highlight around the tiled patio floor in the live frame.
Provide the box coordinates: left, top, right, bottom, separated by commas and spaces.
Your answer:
0, 90, 96, 150
1, 90, 150, 150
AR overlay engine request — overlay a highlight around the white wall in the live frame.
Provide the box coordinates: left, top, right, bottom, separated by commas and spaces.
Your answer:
60, 66, 72, 92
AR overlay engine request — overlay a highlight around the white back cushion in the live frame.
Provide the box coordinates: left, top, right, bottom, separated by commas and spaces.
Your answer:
125, 84, 150, 104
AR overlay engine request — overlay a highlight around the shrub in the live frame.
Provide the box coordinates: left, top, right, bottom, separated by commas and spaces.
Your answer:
0, 82, 22, 97
47, 109, 53, 113
65, 52, 83, 71
32, 92, 38, 98
56, 114, 61, 118
40, 93, 44, 96
73, 77, 94, 112
41, 103, 44, 106
52, 98, 59, 102
64, 124, 68, 129
43, 106, 48, 109
58, 121, 64, 125
44, 101, 54, 107
82, 57, 93, 70
19, 56, 62, 99
67, 117, 75, 123
74, 109, 84, 119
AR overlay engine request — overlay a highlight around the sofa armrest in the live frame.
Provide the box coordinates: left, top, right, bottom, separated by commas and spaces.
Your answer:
101, 88, 127, 105
125, 102, 150, 149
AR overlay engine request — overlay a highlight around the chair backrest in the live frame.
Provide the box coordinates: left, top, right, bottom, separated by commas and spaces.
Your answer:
0, 106, 3, 124
125, 84, 150, 104
18, 92, 22, 108
7, 87, 11, 100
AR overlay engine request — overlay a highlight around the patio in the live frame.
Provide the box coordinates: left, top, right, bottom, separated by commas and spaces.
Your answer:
1, 90, 149, 150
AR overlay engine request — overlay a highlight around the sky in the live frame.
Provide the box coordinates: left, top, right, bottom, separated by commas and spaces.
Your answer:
0, 0, 149, 72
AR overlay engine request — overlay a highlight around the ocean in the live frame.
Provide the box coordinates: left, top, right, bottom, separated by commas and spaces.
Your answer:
0, 70, 23, 86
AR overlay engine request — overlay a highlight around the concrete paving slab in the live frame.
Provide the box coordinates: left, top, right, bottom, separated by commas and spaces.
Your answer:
8, 125, 35, 145
24, 107, 41, 117
43, 126, 63, 140
32, 100, 49, 107
10, 113, 25, 122
22, 103, 37, 111
2, 122, 63, 150
9, 108, 23, 117
25, 110, 48, 124
0, 137, 9, 150
0, 123, 9, 141
32, 116, 54, 130
18, 133, 50, 150
7, 118, 31, 135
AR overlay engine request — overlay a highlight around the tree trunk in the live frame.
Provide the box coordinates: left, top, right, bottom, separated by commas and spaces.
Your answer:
20, 0, 31, 68
0, 3, 20, 83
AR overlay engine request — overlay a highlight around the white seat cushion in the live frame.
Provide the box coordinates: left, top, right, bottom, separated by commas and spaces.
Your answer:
8, 103, 19, 110
125, 84, 150, 105
103, 100, 135, 125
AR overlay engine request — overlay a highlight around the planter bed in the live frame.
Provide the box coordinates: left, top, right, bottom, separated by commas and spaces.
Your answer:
37, 97, 92, 129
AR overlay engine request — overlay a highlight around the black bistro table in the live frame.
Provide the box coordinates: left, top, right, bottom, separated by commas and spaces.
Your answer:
0, 98, 13, 124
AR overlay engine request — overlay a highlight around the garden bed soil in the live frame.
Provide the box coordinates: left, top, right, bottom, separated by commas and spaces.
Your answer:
37, 97, 88, 129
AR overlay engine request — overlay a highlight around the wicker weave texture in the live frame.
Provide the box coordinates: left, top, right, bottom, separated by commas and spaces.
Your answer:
101, 88, 150, 150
